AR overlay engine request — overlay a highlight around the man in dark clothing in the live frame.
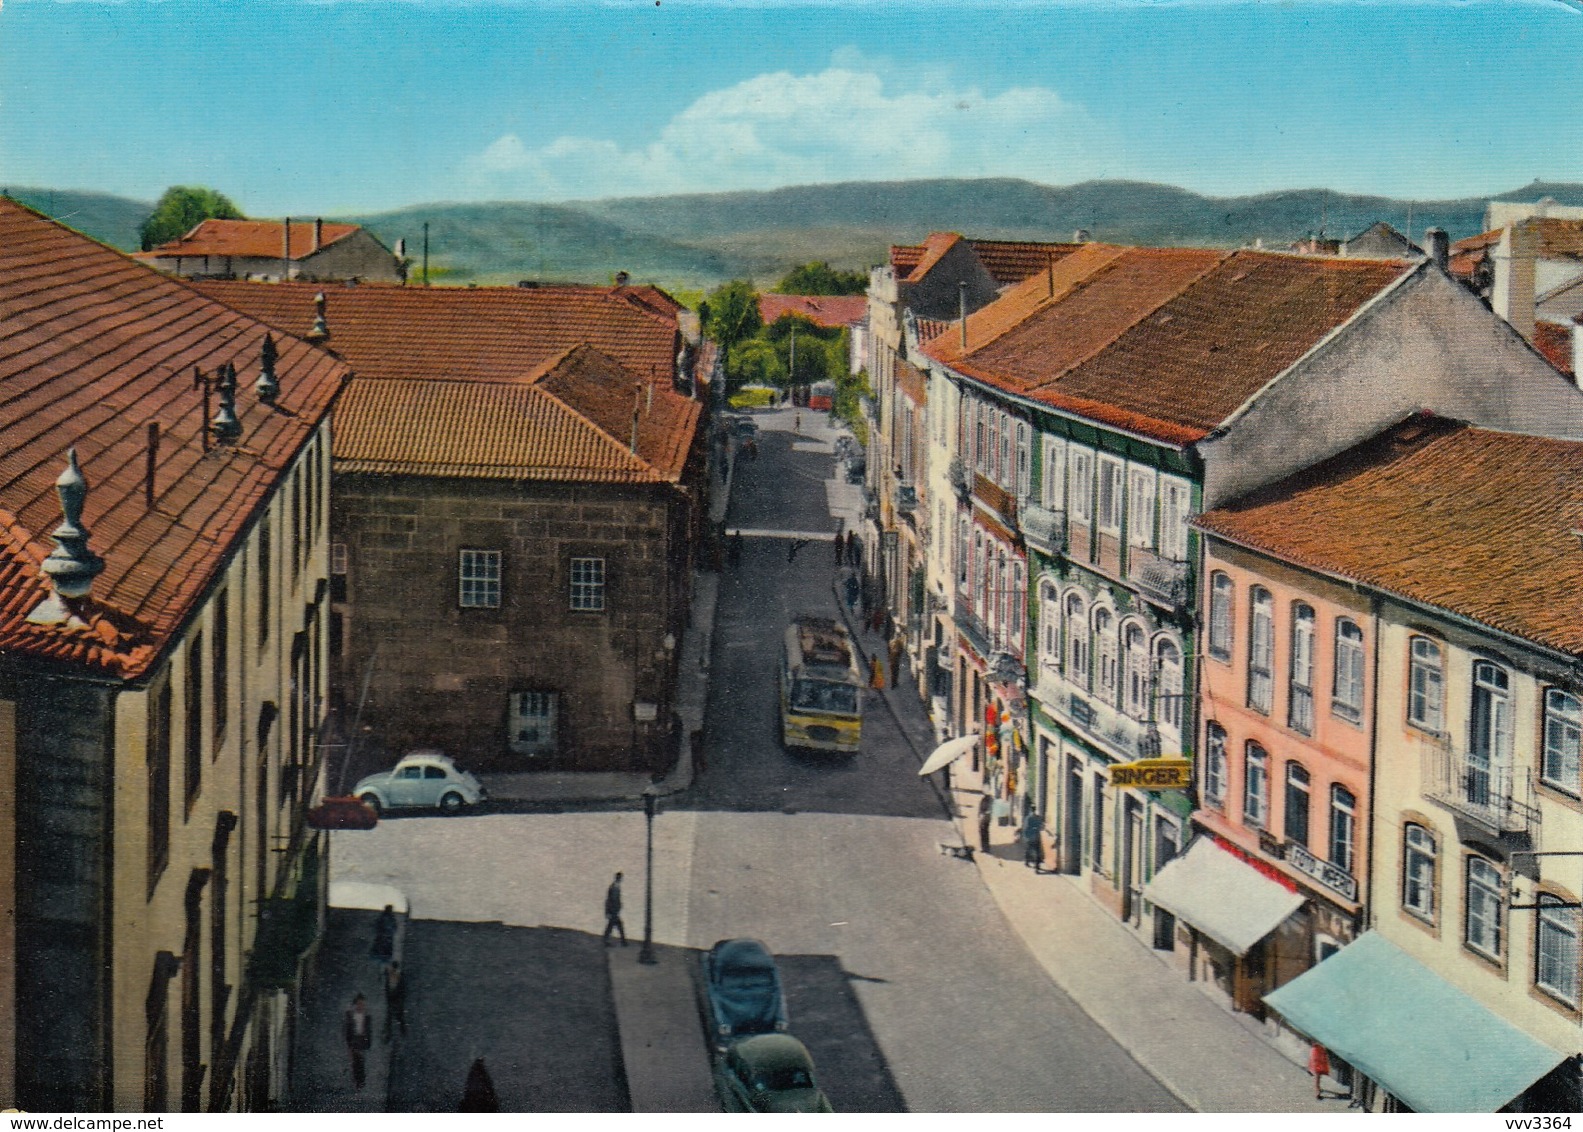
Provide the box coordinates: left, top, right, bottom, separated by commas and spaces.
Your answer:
977, 795, 993, 853
383, 961, 407, 1039
371, 905, 398, 963
603, 872, 627, 946
1022, 810, 1045, 872
344, 994, 373, 1090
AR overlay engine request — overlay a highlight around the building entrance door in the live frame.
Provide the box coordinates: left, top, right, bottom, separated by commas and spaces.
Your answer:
1063, 756, 1083, 875
1122, 795, 1144, 925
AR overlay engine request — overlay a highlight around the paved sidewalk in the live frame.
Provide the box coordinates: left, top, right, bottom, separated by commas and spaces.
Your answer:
834, 584, 1341, 1113
607, 945, 719, 1112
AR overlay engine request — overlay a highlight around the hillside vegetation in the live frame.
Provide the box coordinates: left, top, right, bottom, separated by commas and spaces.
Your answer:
11, 178, 1583, 293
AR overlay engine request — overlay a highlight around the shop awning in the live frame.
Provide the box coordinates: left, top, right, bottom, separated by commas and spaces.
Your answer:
1143, 837, 1304, 955
1264, 932, 1568, 1113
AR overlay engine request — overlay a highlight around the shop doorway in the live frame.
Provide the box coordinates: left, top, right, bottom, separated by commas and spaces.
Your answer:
1063, 756, 1083, 874
1122, 795, 1144, 925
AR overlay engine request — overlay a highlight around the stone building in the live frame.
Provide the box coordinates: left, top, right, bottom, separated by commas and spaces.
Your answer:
137, 217, 405, 284
197, 280, 704, 775
0, 199, 346, 1110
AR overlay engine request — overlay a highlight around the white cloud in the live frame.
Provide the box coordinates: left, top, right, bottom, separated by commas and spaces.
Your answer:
459, 61, 1109, 200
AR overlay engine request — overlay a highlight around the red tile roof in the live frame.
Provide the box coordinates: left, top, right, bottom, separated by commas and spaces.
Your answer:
1196, 417, 1583, 656
758, 293, 868, 329
1449, 220, 1583, 279
334, 348, 697, 486
0, 199, 348, 678
902, 233, 963, 283
193, 280, 680, 387
1534, 321, 1574, 377
139, 218, 362, 261
889, 234, 1083, 286
925, 245, 1412, 445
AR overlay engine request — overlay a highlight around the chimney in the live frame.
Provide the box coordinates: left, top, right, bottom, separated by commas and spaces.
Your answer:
256, 334, 280, 404
958, 281, 968, 349
1493, 220, 1538, 343
313, 218, 323, 254
1073, 229, 1091, 244
282, 217, 291, 280
211, 363, 242, 442
1423, 227, 1449, 272
27, 448, 106, 624
615, 271, 630, 287
306, 291, 330, 343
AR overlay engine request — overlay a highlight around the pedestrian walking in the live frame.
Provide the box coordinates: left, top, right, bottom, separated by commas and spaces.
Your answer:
343, 993, 373, 1091
843, 573, 860, 612
383, 961, 407, 1040
1309, 1042, 1331, 1099
833, 532, 844, 568
603, 872, 627, 946
847, 531, 860, 568
867, 605, 885, 635
794, 410, 802, 435
868, 654, 885, 690
746, 437, 758, 460
977, 795, 993, 853
888, 634, 904, 686
371, 904, 398, 963
728, 530, 743, 567
691, 728, 707, 775
1022, 809, 1044, 872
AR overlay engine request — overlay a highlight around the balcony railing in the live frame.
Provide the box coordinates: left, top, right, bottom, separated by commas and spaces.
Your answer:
894, 482, 918, 515
1129, 547, 1190, 609
956, 603, 993, 661
1034, 675, 1168, 764
1021, 502, 1067, 557
1422, 746, 1539, 834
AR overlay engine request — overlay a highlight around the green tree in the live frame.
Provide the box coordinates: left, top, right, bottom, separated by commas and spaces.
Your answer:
774, 261, 868, 296
138, 186, 245, 251
701, 280, 763, 357
727, 338, 786, 391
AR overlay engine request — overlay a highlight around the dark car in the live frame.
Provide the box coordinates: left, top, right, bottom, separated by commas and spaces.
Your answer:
843, 456, 866, 485
702, 938, 789, 1045
728, 415, 760, 439
713, 1034, 833, 1113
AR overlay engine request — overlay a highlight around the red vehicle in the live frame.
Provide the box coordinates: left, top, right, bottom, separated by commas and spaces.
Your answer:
807, 381, 835, 411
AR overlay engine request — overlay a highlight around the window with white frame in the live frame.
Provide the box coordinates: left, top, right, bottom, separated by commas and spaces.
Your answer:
1329, 784, 1356, 875
1010, 561, 1024, 643
1204, 722, 1228, 808
1040, 581, 1061, 670
459, 549, 502, 609
1465, 856, 1504, 960
1123, 622, 1150, 719
1069, 448, 1094, 524
1284, 762, 1311, 848
1208, 572, 1233, 662
999, 411, 1012, 486
1127, 465, 1156, 549
1289, 604, 1315, 735
1537, 895, 1581, 1007
1155, 639, 1184, 731
1096, 455, 1124, 535
1403, 823, 1437, 922
986, 406, 999, 479
993, 554, 1007, 641
1042, 436, 1065, 512
570, 556, 606, 611
1015, 420, 1031, 498
957, 518, 970, 585
1248, 587, 1274, 713
1408, 636, 1444, 733
974, 401, 986, 473
1543, 689, 1582, 797
1469, 661, 1512, 808
1333, 618, 1365, 722
1094, 607, 1118, 704
1065, 593, 1089, 685
508, 691, 559, 756
1244, 742, 1269, 829
1159, 476, 1191, 561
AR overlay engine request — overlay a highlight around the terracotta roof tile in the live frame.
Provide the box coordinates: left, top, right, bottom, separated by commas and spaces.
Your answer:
889, 235, 1083, 287
0, 198, 348, 679
904, 233, 963, 283
1196, 417, 1583, 656
758, 293, 868, 329
139, 218, 362, 261
1535, 321, 1574, 377
927, 247, 1411, 444
193, 279, 680, 387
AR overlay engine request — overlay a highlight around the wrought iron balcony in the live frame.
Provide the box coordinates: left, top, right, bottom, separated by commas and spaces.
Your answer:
1422, 746, 1539, 834
955, 603, 993, 661
1034, 679, 1162, 764
1020, 502, 1067, 557
894, 482, 918, 515
1130, 547, 1190, 610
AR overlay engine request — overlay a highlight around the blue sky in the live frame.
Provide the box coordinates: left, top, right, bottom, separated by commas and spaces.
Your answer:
0, 0, 1579, 215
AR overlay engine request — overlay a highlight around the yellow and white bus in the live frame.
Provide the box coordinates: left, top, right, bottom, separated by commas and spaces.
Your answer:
780, 615, 863, 753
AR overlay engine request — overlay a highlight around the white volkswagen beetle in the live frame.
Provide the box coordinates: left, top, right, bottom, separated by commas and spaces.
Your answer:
353, 750, 486, 815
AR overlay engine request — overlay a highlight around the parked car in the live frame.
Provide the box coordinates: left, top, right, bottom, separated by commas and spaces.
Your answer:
729, 415, 760, 439
713, 1034, 833, 1113
353, 750, 486, 815
701, 938, 789, 1044
843, 456, 866, 485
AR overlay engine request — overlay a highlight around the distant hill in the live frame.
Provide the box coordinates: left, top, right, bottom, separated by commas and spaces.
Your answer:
4, 186, 151, 251
15, 178, 1583, 291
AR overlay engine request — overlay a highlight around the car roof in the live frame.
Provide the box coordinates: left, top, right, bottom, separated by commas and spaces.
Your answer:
731, 1033, 813, 1069
398, 750, 453, 765
712, 938, 775, 969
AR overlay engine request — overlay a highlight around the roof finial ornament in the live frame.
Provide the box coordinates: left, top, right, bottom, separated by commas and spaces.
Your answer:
212, 362, 242, 442
306, 291, 330, 343
28, 447, 106, 625
256, 333, 280, 404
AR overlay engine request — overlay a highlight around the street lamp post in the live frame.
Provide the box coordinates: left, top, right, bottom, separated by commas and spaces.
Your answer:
639, 785, 659, 965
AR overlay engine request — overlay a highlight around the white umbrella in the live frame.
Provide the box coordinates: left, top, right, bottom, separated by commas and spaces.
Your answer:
918, 734, 978, 776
